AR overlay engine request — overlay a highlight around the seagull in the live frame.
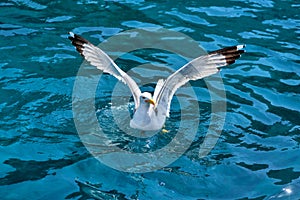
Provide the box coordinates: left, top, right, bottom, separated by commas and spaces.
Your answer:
68, 32, 245, 131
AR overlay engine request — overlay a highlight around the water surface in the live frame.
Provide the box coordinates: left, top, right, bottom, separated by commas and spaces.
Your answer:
0, 0, 299, 199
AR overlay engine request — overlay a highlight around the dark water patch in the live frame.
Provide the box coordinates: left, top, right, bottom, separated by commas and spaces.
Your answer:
66, 179, 128, 200
236, 162, 269, 171
239, 142, 276, 152
267, 168, 300, 185
0, 153, 89, 186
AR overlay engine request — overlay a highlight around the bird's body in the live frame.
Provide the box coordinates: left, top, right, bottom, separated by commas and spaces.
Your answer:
69, 32, 245, 131
130, 92, 166, 131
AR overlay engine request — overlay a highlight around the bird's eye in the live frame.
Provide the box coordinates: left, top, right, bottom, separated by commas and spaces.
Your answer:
142, 96, 146, 99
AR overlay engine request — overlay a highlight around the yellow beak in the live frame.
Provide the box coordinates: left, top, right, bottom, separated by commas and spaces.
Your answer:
145, 99, 156, 106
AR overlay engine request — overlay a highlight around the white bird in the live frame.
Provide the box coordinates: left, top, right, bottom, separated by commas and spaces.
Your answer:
69, 32, 245, 131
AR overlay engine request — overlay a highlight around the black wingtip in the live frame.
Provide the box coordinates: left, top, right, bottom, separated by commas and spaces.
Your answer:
68, 32, 90, 56
210, 44, 245, 65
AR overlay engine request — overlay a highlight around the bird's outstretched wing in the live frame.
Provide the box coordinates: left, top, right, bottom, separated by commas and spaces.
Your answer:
68, 32, 141, 109
155, 45, 245, 117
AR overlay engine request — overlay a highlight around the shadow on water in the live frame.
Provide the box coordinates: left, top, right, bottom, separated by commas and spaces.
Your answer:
66, 179, 129, 200
0, 153, 89, 186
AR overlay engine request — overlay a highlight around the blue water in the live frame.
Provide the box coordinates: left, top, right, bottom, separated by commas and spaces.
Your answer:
1, 0, 300, 199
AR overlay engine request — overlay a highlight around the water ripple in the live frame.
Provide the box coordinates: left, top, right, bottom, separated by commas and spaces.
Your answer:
187, 6, 259, 18
0, 0, 299, 199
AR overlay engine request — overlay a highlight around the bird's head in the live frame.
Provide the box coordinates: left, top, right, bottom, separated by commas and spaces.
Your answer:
140, 92, 156, 106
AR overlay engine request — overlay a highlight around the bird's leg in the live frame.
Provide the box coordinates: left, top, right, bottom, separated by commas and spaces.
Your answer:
161, 125, 169, 134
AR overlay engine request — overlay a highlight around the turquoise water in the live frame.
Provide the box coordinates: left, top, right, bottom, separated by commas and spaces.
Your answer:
1, 0, 300, 199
